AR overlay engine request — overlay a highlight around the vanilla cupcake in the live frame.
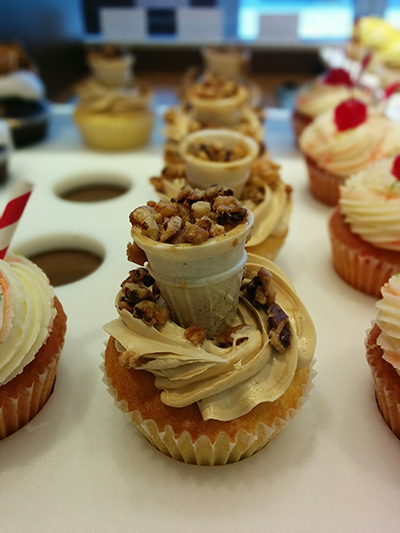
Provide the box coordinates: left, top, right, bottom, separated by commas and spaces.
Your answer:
163, 73, 264, 167
293, 68, 374, 142
152, 130, 291, 260
299, 99, 400, 205
329, 157, 400, 297
102, 189, 316, 465
0, 255, 67, 439
366, 274, 400, 439
86, 44, 134, 87
74, 78, 154, 151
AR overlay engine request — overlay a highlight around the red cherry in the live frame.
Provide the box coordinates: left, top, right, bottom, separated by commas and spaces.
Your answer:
391, 155, 400, 180
334, 98, 367, 132
323, 68, 352, 87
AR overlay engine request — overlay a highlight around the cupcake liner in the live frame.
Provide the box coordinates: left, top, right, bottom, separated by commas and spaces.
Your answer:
292, 110, 312, 145
0, 349, 61, 440
74, 110, 154, 151
329, 208, 400, 298
8, 111, 48, 148
304, 156, 346, 206
101, 357, 316, 466
366, 325, 400, 439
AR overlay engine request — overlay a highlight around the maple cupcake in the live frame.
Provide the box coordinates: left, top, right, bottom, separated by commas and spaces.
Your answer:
293, 68, 373, 143
102, 189, 316, 465
299, 98, 400, 205
86, 44, 134, 88
151, 130, 292, 260
74, 78, 154, 151
0, 255, 67, 439
366, 274, 400, 439
164, 72, 264, 167
329, 156, 400, 297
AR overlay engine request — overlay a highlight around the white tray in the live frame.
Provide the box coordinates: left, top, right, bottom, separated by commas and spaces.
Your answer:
1, 106, 399, 533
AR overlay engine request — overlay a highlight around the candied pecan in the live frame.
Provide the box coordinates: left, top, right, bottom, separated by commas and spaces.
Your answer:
258, 268, 277, 306
118, 300, 133, 313
216, 204, 247, 226
209, 223, 225, 237
160, 216, 182, 242
268, 305, 290, 353
243, 268, 276, 308
141, 215, 159, 240
149, 176, 164, 192
133, 300, 169, 326
192, 201, 211, 219
184, 223, 209, 244
122, 284, 154, 307
213, 195, 240, 209
128, 267, 155, 287
118, 349, 141, 369
195, 216, 213, 232
242, 184, 264, 205
130, 205, 160, 226
175, 185, 195, 204
126, 242, 147, 266
184, 325, 206, 345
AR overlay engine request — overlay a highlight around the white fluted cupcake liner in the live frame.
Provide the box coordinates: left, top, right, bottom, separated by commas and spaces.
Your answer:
101, 357, 316, 466
0, 351, 61, 440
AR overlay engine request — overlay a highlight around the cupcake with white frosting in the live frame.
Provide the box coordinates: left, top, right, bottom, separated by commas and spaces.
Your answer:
366, 274, 400, 439
329, 156, 400, 297
293, 68, 374, 142
0, 255, 67, 439
102, 189, 316, 465
0, 42, 49, 147
299, 98, 400, 205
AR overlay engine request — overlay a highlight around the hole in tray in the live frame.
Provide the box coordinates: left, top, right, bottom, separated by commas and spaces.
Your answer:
54, 171, 132, 203
15, 234, 105, 287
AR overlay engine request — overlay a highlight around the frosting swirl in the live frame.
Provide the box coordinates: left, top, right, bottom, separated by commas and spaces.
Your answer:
103, 255, 316, 422
0, 255, 56, 386
339, 158, 400, 250
299, 107, 400, 177
0, 70, 45, 100
376, 274, 400, 372
296, 80, 372, 118
76, 79, 151, 113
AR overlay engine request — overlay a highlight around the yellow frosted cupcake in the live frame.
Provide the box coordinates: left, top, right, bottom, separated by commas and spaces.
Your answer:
102, 189, 316, 465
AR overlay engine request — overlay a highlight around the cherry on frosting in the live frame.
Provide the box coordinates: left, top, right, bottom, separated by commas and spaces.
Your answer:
334, 98, 367, 132
391, 155, 400, 180
323, 68, 352, 87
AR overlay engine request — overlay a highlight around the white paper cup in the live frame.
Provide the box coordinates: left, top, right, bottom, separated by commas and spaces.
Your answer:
131, 210, 254, 337
88, 54, 135, 87
188, 86, 248, 126
202, 47, 250, 81
179, 129, 259, 198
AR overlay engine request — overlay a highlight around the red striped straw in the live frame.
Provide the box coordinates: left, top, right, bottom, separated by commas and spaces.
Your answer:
0, 180, 33, 260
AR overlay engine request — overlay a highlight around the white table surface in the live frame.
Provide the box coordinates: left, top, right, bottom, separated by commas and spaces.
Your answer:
1, 104, 399, 533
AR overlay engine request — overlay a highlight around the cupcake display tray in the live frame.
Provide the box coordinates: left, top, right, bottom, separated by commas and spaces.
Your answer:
1, 105, 399, 533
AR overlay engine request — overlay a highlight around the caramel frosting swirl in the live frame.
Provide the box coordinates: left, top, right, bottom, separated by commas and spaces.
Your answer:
296, 80, 372, 118
103, 255, 316, 422
299, 108, 400, 177
0, 255, 56, 386
340, 158, 400, 250
76, 79, 151, 113
376, 274, 400, 372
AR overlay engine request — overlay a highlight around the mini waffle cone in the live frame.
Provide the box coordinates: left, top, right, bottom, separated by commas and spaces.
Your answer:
74, 108, 154, 151
304, 156, 346, 206
329, 207, 400, 298
102, 338, 315, 466
366, 324, 400, 439
0, 297, 66, 440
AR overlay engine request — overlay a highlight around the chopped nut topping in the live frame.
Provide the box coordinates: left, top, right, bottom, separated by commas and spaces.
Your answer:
184, 325, 206, 345
267, 305, 291, 353
126, 242, 147, 266
189, 72, 239, 99
133, 300, 169, 327
243, 267, 276, 307
187, 140, 248, 162
130, 185, 248, 244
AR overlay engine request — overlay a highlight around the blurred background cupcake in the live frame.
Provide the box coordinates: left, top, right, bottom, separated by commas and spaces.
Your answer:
329, 156, 400, 297
0, 41, 49, 147
366, 273, 400, 439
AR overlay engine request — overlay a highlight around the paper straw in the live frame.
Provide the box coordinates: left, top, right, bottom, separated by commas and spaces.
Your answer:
0, 180, 33, 260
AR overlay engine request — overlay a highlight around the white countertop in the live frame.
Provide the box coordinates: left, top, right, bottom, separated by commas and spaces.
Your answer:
1, 104, 399, 533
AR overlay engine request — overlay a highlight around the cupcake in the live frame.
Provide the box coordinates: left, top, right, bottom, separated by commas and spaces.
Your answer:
0, 119, 11, 183
0, 254, 67, 439
346, 16, 399, 61
0, 42, 49, 147
102, 188, 316, 465
73, 78, 154, 151
370, 38, 400, 87
293, 68, 374, 143
163, 72, 264, 167
299, 98, 400, 205
151, 129, 292, 260
366, 274, 400, 439
86, 44, 134, 88
329, 156, 400, 297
